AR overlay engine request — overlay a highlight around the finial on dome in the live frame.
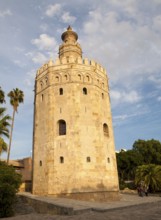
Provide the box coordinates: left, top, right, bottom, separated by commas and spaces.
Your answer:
67, 25, 72, 31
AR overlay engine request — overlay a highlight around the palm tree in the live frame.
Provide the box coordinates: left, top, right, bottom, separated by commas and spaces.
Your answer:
0, 137, 7, 157
135, 164, 161, 192
0, 107, 11, 138
7, 88, 24, 164
0, 87, 5, 104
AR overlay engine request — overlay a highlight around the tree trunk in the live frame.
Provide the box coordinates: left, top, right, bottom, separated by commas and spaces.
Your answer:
7, 110, 15, 164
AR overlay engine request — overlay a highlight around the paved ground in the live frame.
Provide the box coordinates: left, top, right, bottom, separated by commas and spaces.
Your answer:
2, 193, 161, 220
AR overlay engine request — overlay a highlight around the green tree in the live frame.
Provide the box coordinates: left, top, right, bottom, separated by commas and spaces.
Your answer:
135, 164, 161, 192
0, 137, 7, 156
7, 88, 24, 164
133, 139, 161, 165
116, 149, 143, 182
0, 161, 22, 217
0, 87, 5, 104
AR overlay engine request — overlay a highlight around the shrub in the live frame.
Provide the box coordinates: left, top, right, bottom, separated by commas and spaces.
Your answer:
0, 161, 22, 218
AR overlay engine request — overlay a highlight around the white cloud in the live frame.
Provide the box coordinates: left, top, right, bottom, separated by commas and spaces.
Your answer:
153, 15, 161, 31
31, 34, 57, 51
40, 23, 48, 32
32, 52, 48, 64
45, 4, 61, 17
61, 12, 76, 24
157, 97, 161, 102
24, 69, 36, 86
0, 9, 12, 17
148, 75, 161, 88
45, 3, 76, 24
13, 60, 26, 68
81, 3, 161, 89
26, 52, 48, 65
111, 90, 141, 105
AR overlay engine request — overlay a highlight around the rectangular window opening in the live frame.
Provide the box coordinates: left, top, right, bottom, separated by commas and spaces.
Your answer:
60, 156, 64, 163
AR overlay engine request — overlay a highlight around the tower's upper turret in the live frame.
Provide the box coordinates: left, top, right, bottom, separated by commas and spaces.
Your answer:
59, 26, 82, 59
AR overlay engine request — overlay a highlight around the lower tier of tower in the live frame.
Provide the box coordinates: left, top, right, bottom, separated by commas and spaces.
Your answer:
32, 190, 120, 202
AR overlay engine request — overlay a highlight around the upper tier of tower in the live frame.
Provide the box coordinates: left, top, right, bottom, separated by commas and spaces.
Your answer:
59, 26, 82, 59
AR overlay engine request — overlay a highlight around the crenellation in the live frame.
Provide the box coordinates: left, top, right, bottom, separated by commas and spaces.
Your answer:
90, 60, 96, 66
83, 58, 89, 65
77, 57, 82, 64
48, 59, 54, 67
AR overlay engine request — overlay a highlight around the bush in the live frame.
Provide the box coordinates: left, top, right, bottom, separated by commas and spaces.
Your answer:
0, 161, 22, 218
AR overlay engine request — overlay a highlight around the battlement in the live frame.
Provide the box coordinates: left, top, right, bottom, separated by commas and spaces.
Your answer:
36, 56, 107, 76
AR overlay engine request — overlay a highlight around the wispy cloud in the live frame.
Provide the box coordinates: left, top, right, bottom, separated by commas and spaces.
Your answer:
45, 4, 62, 17
45, 3, 76, 24
61, 12, 76, 24
157, 96, 161, 102
0, 9, 12, 17
31, 34, 57, 51
148, 74, 161, 88
113, 111, 149, 121
26, 52, 48, 65
24, 69, 36, 87
110, 90, 142, 106
13, 60, 26, 68
81, 2, 161, 88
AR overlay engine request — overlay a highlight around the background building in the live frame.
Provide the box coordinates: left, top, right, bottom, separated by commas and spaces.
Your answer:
32, 26, 119, 201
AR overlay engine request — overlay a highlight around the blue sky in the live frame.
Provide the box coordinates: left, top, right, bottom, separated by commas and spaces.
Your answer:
0, 0, 161, 159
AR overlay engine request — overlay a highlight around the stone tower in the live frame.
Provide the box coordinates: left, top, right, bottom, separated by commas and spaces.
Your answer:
32, 26, 119, 201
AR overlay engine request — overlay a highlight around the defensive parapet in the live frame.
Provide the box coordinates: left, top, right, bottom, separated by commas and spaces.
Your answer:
36, 57, 106, 76
36, 57, 108, 95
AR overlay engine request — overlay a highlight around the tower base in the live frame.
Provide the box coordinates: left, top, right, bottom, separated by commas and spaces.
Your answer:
50, 191, 120, 202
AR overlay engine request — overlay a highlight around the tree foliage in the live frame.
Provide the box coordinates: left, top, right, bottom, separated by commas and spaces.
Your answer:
116, 139, 161, 190
135, 164, 161, 192
0, 107, 11, 138
133, 139, 161, 164
116, 149, 143, 181
8, 88, 24, 113
7, 88, 24, 164
0, 137, 7, 156
0, 87, 11, 157
0, 161, 22, 217
0, 87, 5, 104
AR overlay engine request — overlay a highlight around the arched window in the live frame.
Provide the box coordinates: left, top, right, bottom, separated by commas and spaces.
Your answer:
86, 75, 90, 82
83, 87, 87, 95
78, 74, 81, 80
107, 157, 110, 163
40, 81, 43, 89
103, 123, 109, 137
55, 76, 59, 82
41, 94, 44, 102
102, 93, 104, 99
39, 160, 42, 166
60, 156, 64, 163
87, 157, 91, 162
59, 88, 63, 95
64, 75, 68, 80
58, 120, 66, 135
45, 77, 48, 85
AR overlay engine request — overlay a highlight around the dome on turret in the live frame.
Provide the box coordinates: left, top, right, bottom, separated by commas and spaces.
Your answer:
61, 26, 78, 43
59, 26, 82, 59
